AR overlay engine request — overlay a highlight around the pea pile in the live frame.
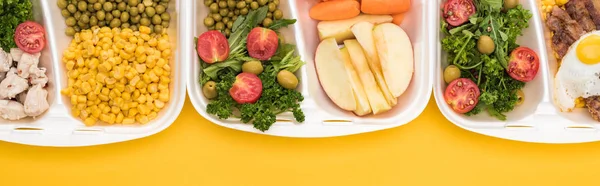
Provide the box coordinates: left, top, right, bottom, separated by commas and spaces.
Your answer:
203, 0, 283, 37
57, 0, 171, 36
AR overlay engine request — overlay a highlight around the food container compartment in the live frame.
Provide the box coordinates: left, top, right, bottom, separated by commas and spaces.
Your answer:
0, 0, 185, 147
188, 0, 433, 137
433, 0, 600, 143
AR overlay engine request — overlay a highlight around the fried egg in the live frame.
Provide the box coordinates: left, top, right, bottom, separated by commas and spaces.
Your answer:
555, 31, 600, 111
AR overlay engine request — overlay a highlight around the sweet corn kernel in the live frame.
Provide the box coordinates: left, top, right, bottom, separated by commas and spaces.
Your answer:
159, 90, 169, 102
123, 117, 136, 124
142, 73, 152, 84
148, 111, 157, 120
84, 117, 96, 126
160, 77, 171, 85
137, 94, 147, 104
111, 106, 121, 114
70, 95, 78, 105
116, 113, 125, 123
92, 108, 101, 118
158, 83, 168, 91
148, 83, 158, 93
154, 100, 165, 109
129, 108, 138, 117
66, 60, 75, 70
158, 40, 169, 51
162, 64, 171, 72
130, 76, 140, 86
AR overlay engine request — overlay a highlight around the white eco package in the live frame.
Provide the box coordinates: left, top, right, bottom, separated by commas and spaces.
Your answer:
188, 0, 434, 137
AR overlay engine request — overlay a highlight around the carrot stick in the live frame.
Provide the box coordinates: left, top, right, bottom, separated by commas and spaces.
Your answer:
309, 0, 361, 21
392, 13, 406, 25
361, 0, 410, 15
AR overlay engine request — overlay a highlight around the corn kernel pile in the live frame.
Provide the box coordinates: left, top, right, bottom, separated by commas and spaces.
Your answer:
61, 26, 172, 126
541, 0, 569, 19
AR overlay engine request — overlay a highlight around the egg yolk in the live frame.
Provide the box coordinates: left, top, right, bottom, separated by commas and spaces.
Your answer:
577, 35, 600, 65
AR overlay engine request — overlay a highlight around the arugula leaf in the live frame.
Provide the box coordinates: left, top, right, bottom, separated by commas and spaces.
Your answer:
268, 19, 297, 30
480, 0, 503, 11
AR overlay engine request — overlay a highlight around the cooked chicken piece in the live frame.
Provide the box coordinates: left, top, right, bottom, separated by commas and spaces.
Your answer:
23, 84, 48, 117
566, 0, 597, 32
586, 0, 600, 29
9, 48, 23, 62
0, 100, 27, 120
17, 52, 40, 78
0, 68, 29, 99
28, 67, 48, 87
0, 49, 12, 73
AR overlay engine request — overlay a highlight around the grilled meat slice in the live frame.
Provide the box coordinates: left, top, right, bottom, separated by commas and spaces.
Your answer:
550, 6, 586, 40
552, 29, 575, 58
584, 0, 600, 29
566, 0, 597, 32
585, 96, 600, 122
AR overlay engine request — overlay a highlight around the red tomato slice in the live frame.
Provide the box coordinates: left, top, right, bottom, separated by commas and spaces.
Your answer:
14, 21, 46, 54
507, 47, 540, 82
443, 0, 476, 27
230, 72, 263, 104
444, 78, 480, 114
197, 30, 230, 64
246, 27, 278, 60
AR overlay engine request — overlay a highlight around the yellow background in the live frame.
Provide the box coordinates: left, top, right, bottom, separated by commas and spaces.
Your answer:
1, 95, 599, 186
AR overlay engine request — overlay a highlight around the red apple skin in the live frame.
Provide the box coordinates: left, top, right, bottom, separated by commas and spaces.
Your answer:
246, 27, 279, 60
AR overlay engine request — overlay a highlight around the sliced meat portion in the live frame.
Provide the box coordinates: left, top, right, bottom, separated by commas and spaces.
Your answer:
547, 6, 587, 59
585, 96, 600, 122
566, 0, 597, 32
584, 0, 600, 29
552, 29, 575, 58
549, 6, 586, 40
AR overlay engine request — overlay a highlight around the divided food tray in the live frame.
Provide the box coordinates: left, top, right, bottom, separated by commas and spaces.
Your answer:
434, 0, 600, 143
187, 0, 434, 137
0, 0, 186, 147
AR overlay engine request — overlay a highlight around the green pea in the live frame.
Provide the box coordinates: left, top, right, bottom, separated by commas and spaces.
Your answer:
245, 0, 251, 3
262, 17, 272, 27
66, 17, 77, 26
90, 16, 98, 26
87, 4, 94, 12
161, 21, 169, 28
209, 3, 218, 13
112, 10, 121, 18
156, 5, 166, 14
267, 12, 272, 19
137, 3, 145, 12
218, 0, 227, 8
61, 10, 71, 18
227, 11, 234, 18
89, 0, 98, 3
204, 17, 215, 27
268, 3, 276, 12
159, 2, 169, 9
240, 8, 248, 15
121, 22, 130, 28
234, 9, 240, 15
118, 2, 127, 11
74, 26, 81, 32
130, 7, 139, 16
58, 0, 68, 9
110, 19, 121, 27
222, 17, 230, 25
105, 13, 113, 21
128, 0, 139, 6
154, 25, 163, 34
273, 0, 280, 5
98, 21, 106, 26
121, 12, 130, 22
78, 21, 86, 27
232, 15, 237, 21
226, 21, 233, 29
131, 15, 141, 23
161, 13, 170, 21
273, 9, 283, 20
225, 28, 231, 37
152, 15, 162, 25
250, 2, 258, 10
258, 0, 267, 6
131, 25, 138, 31
212, 14, 222, 21
227, 0, 236, 8
74, 11, 82, 20
99, 0, 106, 3
81, 14, 90, 23
77, 1, 87, 11
146, 7, 156, 17
142, 13, 148, 18
103, 2, 113, 11
219, 9, 228, 17
97, 10, 106, 20
66, 27, 76, 36
236, 1, 246, 8
215, 22, 224, 30
94, 3, 102, 10
140, 17, 151, 26
204, 0, 213, 6
67, 4, 77, 13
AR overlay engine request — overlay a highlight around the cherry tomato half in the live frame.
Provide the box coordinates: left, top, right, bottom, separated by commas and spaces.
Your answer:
230, 72, 263, 104
444, 78, 480, 114
507, 47, 540, 82
197, 30, 230, 64
443, 0, 476, 27
14, 21, 46, 54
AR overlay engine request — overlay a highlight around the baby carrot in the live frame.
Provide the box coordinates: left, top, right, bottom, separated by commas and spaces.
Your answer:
309, 0, 361, 21
361, 0, 410, 15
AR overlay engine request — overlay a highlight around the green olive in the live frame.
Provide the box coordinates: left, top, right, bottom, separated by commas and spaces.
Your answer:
212, 14, 222, 21
121, 12, 130, 22
131, 15, 141, 23
110, 19, 122, 27
240, 8, 248, 15
443, 65, 461, 84
78, 1, 88, 11
205, 0, 213, 6
268, 3, 276, 12
504, 0, 519, 10
236, 1, 246, 8
94, 3, 102, 10
203, 81, 218, 99
204, 17, 215, 27
477, 35, 495, 55
154, 25, 164, 34
61, 9, 71, 17
161, 13, 170, 21
273, 10, 283, 20
218, 0, 227, 8
58, 0, 68, 9
215, 22, 225, 30
156, 5, 166, 14
219, 8, 228, 17
67, 4, 77, 13
516, 89, 525, 105
277, 70, 299, 89
262, 18, 273, 27
250, 2, 259, 10
103, 2, 113, 11
129, 0, 140, 6
242, 61, 263, 75
227, 0, 236, 8
140, 17, 151, 26
66, 17, 77, 26
152, 15, 162, 25
65, 27, 76, 36
258, 0, 267, 6
146, 7, 156, 17
209, 3, 219, 13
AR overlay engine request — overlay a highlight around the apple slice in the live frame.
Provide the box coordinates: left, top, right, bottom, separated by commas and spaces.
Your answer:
318, 14, 393, 44
315, 38, 357, 111
340, 47, 372, 116
351, 21, 397, 106
373, 23, 414, 98
344, 40, 392, 115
